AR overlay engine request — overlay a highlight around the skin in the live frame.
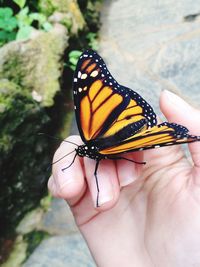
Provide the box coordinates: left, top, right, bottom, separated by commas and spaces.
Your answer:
49, 90, 200, 267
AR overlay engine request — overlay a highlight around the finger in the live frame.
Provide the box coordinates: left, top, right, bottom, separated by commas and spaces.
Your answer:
116, 152, 143, 187
52, 135, 86, 204
84, 158, 120, 210
160, 90, 200, 177
48, 175, 60, 197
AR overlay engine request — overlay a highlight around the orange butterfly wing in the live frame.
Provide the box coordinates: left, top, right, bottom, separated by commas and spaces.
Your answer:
99, 122, 200, 155
73, 50, 157, 143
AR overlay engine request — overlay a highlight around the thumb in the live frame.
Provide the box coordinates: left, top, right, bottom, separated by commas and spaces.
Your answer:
160, 90, 200, 179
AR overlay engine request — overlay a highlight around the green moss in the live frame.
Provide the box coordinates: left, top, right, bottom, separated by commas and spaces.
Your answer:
40, 193, 52, 211
38, 0, 85, 32
78, 0, 102, 32
1, 236, 27, 267
0, 79, 51, 240
24, 230, 49, 259
0, 26, 69, 107
1, 230, 49, 267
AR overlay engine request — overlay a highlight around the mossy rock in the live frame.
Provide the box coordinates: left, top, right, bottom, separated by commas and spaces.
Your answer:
39, 0, 85, 33
0, 24, 69, 107
0, 79, 51, 241
78, 0, 102, 32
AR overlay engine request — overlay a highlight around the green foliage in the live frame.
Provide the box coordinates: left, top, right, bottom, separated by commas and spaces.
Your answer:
0, 79, 51, 239
13, 0, 26, 9
68, 50, 82, 71
86, 32, 98, 50
0, 2, 52, 46
15, 6, 52, 41
65, 32, 99, 71
0, 8, 18, 46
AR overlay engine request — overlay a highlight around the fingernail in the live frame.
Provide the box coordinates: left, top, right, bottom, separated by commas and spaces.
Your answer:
164, 90, 191, 108
98, 192, 113, 206
120, 177, 135, 187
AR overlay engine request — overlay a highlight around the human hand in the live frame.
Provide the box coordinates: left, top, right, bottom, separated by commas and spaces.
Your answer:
48, 90, 200, 267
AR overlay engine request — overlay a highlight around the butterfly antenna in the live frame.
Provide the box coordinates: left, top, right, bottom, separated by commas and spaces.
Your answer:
62, 152, 78, 172
51, 149, 76, 166
38, 133, 78, 147
46, 149, 76, 172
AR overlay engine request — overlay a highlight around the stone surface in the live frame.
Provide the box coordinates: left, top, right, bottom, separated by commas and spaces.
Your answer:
1, 236, 27, 267
38, 198, 79, 235
0, 24, 68, 107
99, 0, 200, 115
0, 79, 51, 239
16, 208, 44, 235
22, 235, 95, 267
39, 0, 85, 33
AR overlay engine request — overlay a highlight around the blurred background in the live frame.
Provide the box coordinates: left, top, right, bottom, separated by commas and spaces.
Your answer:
1, 0, 200, 266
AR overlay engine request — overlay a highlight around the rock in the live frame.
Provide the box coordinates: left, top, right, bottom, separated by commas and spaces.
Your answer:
22, 234, 95, 267
100, 0, 200, 114
148, 29, 200, 107
38, 198, 79, 235
1, 236, 27, 267
0, 24, 68, 107
0, 79, 51, 239
16, 208, 44, 235
39, 0, 85, 34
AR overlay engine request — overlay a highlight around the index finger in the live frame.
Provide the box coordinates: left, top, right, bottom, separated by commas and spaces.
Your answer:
50, 135, 86, 204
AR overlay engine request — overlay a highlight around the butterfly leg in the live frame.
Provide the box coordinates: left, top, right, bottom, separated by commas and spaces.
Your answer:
94, 160, 100, 207
109, 156, 146, 165
61, 152, 78, 172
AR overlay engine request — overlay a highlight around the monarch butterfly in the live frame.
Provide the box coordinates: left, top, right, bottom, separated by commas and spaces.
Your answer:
62, 49, 200, 206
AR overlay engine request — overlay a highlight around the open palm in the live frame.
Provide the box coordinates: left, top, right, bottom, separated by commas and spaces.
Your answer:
49, 90, 200, 267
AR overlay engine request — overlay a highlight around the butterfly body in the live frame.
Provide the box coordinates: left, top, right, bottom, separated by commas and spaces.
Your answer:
70, 49, 200, 206
76, 144, 106, 160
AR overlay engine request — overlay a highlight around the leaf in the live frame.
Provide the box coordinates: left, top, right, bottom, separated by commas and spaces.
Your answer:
69, 57, 78, 65
0, 30, 16, 42
69, 50, 82, 58
42, 21, 52, 32
0, 30, 9, 40
16, 7, 32, 27
68, 50, 82, 69
29, 13, 46, 24
0, 7, 13, 18
69, 64, 76, 71
13, 0, 26, 9
0, 8, 17, 31
16, 25, 33, 40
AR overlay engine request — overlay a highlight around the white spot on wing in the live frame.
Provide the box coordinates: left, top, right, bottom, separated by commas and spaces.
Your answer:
90, 70, 98, 77
81, 73, 87, 79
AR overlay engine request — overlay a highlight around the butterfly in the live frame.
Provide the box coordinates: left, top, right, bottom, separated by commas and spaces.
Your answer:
62, 49, 200, 207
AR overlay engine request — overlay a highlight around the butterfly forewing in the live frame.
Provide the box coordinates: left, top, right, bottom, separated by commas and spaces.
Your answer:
73, 50, 157, 144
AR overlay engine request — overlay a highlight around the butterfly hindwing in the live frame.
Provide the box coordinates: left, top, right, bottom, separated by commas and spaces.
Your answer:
73, 50, 157, 144
98, 122, 200, 155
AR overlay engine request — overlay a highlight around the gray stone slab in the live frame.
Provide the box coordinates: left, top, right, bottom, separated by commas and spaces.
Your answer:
99, 0, 200, 114
38, 198, 79, 235
148, 30, 200, 107
22, 234, 95, 267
